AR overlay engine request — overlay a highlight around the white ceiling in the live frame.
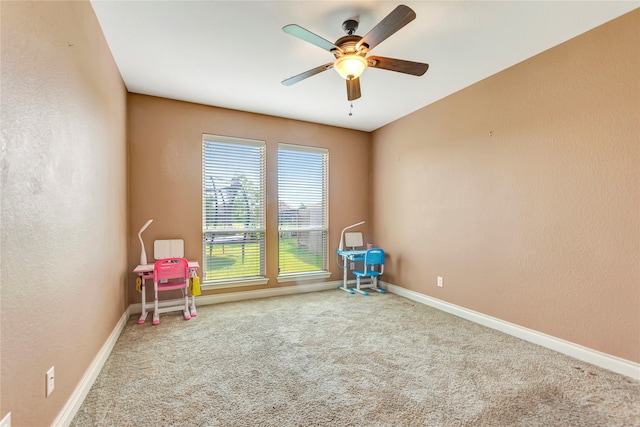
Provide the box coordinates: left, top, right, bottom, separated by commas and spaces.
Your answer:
90, 1, 637, 132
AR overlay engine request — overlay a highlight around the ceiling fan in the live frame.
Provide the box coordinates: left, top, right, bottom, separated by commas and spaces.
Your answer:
281, 4, 429, 101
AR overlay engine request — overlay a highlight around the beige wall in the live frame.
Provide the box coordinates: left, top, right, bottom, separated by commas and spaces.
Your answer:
0, 1, 128, 426
372, 10, 639, 363
127, 95, 371, 302
0, 2, 636, 424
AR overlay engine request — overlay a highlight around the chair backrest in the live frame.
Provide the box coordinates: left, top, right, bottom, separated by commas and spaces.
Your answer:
153, 257, 190, 282
364, 248, 385, 268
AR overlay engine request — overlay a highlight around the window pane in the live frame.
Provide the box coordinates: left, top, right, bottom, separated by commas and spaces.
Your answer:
278, 230, 326, 274
202, 135, 265, 282
203, 231, 264, 280
278, 144, 328, 275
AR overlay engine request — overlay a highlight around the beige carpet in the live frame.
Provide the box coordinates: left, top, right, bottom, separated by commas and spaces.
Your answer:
71, 290, 639, 426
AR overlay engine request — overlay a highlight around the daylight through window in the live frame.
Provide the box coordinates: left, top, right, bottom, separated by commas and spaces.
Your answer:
202, 135, 265, 283
277, 143, 329, 276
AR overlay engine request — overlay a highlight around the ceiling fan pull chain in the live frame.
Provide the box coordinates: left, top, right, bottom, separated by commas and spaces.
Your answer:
349, 102, 354, 116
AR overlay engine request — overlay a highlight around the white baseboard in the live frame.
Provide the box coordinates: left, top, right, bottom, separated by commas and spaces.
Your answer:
381, 281, 640, 380
52, 308, 131, 427
128, 280, 343, 314
55, 279, 637, 427
55, 281, 341, 426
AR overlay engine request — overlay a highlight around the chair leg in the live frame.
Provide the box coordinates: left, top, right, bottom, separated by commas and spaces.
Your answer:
353, 275, 369, 296
371, 276, 386, 294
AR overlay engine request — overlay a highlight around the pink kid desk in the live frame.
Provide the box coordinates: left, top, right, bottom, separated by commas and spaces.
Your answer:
133, 261, 200, 324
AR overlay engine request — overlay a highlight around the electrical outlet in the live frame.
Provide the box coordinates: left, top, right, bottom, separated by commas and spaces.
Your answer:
0, 412, 11, 427
350, 262, 355, 270
437, 276, 443, 287
46, 367, 55, 397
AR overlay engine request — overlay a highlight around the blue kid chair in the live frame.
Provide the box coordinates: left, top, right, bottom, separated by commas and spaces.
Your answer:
353, 248, 386, 296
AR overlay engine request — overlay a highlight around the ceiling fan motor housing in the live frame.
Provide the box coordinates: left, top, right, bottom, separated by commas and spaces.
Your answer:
333, 35, 365, 58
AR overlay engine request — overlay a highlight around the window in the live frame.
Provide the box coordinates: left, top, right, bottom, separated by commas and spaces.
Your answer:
202, 134, 266, 285
277, 143, 329, 279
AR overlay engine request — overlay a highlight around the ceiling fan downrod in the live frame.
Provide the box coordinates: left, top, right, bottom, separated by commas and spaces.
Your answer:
342, 19, 358, 35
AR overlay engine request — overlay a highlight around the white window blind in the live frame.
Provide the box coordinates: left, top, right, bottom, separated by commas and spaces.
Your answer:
277, 143, 328, 276
202, 134, 265, 282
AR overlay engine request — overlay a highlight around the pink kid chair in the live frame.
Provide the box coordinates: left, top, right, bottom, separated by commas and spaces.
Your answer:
152, 257, 191, 325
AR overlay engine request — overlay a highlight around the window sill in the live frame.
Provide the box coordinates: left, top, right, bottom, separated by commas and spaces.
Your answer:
276, 271, 331, 283
202, 277, 269, 290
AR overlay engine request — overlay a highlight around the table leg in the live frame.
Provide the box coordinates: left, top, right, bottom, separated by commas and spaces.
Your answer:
190, 271, 198, 317
190, 292, 197, 318
138, 278, 148, 324
338, 255, 354, 294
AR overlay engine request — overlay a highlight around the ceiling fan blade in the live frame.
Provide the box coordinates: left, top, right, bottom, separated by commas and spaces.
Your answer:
346, 78, 361, 101
281, 63, 333, 86
283, 24, 341, 53
367, 56, 429, 76
356, 5, 416, 52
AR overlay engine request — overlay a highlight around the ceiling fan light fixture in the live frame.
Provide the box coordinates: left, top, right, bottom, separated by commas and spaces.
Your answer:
334, 54, 367, 80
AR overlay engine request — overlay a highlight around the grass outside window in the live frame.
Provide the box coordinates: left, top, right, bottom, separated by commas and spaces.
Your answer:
204, 237, 323, 281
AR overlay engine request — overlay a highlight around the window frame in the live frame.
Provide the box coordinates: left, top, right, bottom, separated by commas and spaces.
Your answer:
276, 143, 330, 283
201, 134, 268, 288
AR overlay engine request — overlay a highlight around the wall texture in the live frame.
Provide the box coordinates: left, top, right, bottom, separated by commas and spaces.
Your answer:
1, 1, 128, 425
1, 2, 636, 424
127, 95, 371, 303
371, 10, 639, 363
